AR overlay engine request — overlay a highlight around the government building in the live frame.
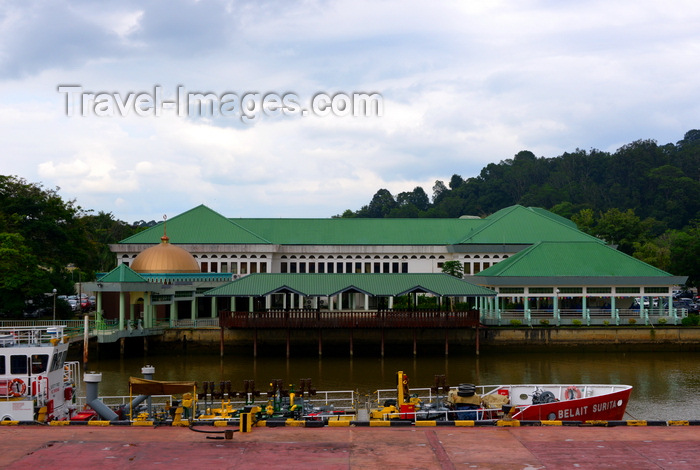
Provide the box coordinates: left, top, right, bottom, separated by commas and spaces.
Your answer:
85, 204, 686, 337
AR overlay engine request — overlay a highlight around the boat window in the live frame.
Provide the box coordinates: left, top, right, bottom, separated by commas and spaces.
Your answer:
50, 351, 66, 372
0, 356, 5, 374
31, 354, 49, 374
10, 355, 28, 375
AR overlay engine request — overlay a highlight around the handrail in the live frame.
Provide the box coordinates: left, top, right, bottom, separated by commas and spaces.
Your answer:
219, 309, 481, 329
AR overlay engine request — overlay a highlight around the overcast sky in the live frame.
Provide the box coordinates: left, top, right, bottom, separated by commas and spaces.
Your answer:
1, 1, 699, 223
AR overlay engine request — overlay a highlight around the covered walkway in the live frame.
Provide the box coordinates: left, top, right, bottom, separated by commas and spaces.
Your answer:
205, 272, 496, 313
207, 273, 496, 357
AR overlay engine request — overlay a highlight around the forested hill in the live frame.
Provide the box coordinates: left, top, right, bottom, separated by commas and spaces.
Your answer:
343, 130, 700, 231
340, 130, 700, 285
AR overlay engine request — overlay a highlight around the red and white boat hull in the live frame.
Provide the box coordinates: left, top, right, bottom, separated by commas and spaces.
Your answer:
512, 387, 632, 421
480, 384, 634, 422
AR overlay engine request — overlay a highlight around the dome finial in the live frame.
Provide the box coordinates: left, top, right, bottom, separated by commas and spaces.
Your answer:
161, 214, 169, 243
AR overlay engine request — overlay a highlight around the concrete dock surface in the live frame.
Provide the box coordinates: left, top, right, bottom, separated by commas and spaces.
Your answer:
1, 425, 699, 469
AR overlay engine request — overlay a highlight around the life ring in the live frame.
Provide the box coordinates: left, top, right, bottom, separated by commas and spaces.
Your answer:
565, 386, 582, 400
9, 378, 26, 397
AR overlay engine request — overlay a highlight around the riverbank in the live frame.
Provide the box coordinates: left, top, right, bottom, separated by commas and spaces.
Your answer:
3, 425, 699, 468
95, 326, 700, 356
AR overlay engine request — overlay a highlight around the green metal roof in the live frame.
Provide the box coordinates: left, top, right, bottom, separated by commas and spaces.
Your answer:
477, 241, 675, 278
228, 218, 483, 245
118, 204, 603, 247
458, 205, 600, 245
204, 273, 496, 297
119, 205, 272, 244
98, 264, 148, 283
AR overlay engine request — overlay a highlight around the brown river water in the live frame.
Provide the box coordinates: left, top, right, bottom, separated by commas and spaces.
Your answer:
76, 351, 700, 421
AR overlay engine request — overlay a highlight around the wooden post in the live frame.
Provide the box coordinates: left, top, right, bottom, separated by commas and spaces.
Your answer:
286, 329, 290, 358
381, 328, 385, 357
413, 329, 417, 356
475, 326, 480, 356
220, 327, 224, 358
253, 328, 258, 358
83, 314, 89, 368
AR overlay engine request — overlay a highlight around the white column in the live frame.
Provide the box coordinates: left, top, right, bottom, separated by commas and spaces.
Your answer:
143, 293, 149, 328
170, 300, 178, 327
119, 292, 126, 330
524, 295, 529, 325
97, 292, 103, 320
668, 294, 675, 324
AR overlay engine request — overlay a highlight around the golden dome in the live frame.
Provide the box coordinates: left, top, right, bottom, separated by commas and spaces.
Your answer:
131, 235, 200, 273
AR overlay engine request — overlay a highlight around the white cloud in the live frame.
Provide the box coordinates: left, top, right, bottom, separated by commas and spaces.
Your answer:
1, 0, 700, 222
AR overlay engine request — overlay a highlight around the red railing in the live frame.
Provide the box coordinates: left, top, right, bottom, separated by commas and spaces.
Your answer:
219, 309, 481, 329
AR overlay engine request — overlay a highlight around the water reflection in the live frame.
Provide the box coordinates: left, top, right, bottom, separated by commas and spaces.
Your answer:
81, 351, 700, 421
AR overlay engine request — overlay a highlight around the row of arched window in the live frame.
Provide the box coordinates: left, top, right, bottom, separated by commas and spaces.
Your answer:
119, 252, 509, 276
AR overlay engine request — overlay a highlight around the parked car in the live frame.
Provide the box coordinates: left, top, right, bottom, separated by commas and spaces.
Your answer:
674, 299, 699, 314
675, 290, 695, 300
23, 307, 49, 318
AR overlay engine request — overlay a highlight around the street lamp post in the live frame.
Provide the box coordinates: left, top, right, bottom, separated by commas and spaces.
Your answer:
52, 288, 57, 323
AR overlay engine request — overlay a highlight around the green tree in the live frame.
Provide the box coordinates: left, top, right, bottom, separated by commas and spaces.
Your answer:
441, 260, 464, 278
669, 222, 700, 287
594, 208, 653, 255
0, 175, 86, 268
80, 211, 139, 272
357, 189, 397, 218
572, 208, 596, 234
448, 174, 464, 190
432, 180, 448, 203
396, 186, 430, 212
0, 233, 47, 315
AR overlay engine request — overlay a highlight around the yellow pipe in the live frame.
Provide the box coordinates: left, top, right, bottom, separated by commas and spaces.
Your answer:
397, 371, 405, 406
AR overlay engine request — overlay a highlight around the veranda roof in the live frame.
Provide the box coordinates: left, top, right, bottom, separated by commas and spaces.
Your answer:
204, 273, 496, 298
471, 241, 687, 287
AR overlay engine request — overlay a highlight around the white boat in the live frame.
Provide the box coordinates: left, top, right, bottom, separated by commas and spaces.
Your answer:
0, 326, 79, 422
